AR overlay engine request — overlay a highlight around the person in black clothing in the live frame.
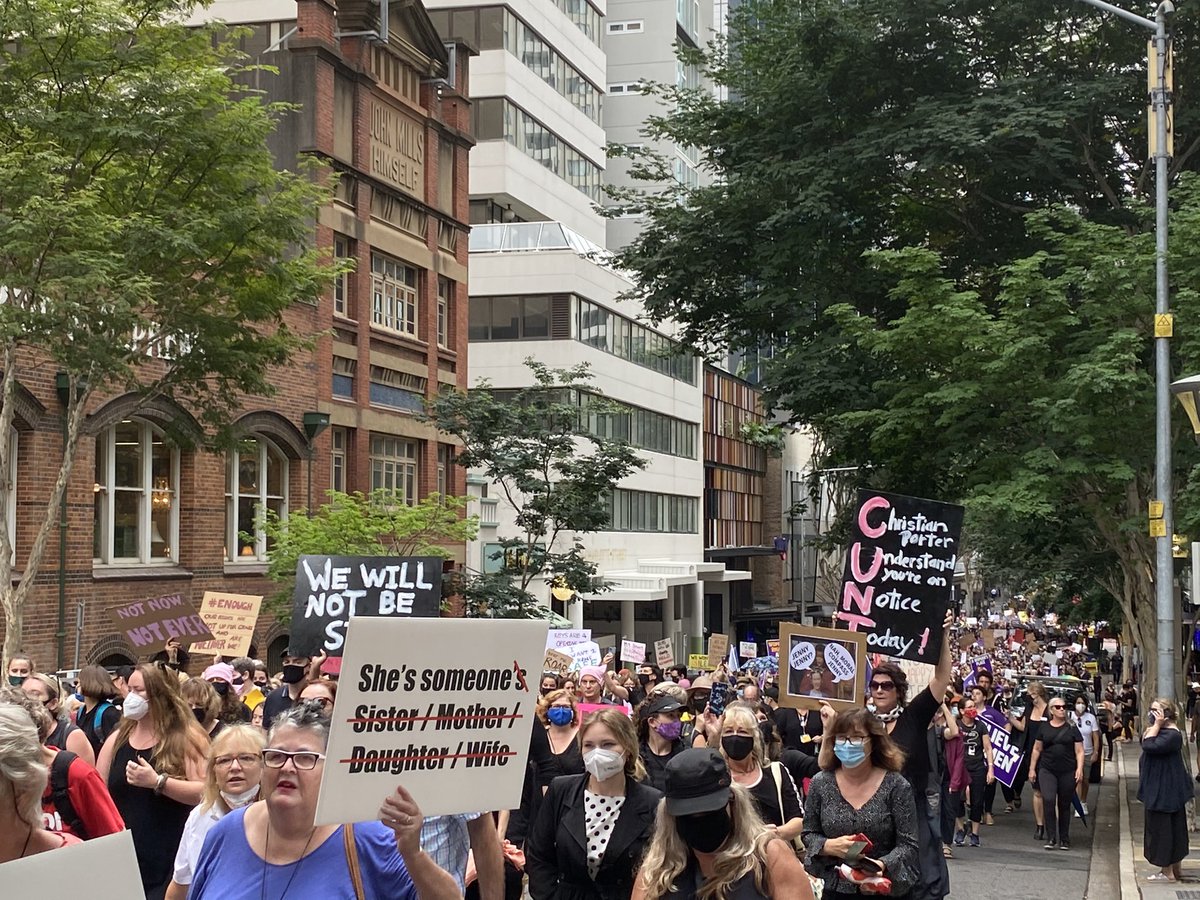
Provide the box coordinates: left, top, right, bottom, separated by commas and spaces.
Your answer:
774, 702, 823, 751
718, 703, 803, 840
1028, 697, 1084, 850
638, 694, 687, 791
951, 705, 994, 848
1139, 698, 1193, 881
260, 647, 318, 730
75, 664, 121, 756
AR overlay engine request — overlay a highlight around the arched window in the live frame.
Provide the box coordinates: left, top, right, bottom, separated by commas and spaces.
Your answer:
93, 419, 179, 564
226, 436, 287, 562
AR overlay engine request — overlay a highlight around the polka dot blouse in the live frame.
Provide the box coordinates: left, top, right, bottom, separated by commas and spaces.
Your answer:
584, 789, 627, 880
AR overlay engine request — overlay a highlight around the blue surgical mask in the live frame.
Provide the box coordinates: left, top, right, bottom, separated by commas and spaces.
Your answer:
547, 706, 574, 727
834, 737, 868, 768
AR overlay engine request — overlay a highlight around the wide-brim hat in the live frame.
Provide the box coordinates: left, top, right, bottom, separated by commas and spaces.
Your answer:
664, 749, 731, 816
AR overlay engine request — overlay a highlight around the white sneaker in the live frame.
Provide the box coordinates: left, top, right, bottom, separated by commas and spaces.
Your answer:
1074, 809, 1081, 817
1081, 803, 1088, 815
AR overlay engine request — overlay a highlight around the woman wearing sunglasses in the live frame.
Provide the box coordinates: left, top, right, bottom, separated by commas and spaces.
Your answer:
802, 707, 919, 897
188, 702, 460, 899
1027, 696, 1083, 851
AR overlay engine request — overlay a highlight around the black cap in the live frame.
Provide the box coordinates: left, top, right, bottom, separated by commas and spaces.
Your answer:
664, 749, 731, 816
644, 695, 684, 717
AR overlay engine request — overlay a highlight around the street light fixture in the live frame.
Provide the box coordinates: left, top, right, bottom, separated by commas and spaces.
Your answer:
1171, 375, 1200, 440
302, 411, 330, 515
1075, 0, 1176, 700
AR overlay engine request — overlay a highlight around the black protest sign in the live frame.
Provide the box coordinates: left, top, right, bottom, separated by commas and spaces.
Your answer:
290, 555, 442, 656
838, 490, 964, 663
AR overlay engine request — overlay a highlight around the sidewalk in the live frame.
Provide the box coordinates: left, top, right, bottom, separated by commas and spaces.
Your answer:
1117, 738, 1200, 900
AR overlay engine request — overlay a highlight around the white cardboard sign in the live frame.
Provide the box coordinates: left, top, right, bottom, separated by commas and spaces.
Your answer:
654, 638, 675, 668
315, 617, 549, 824
546, 628, 591, 651
739, 641, 758, 659
565, 640, 601, 668
0, 830, 144, 898
620, 640, 646, 664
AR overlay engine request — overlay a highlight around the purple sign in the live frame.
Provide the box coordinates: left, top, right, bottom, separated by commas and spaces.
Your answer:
963, 656, 993, 691
977, 706, 1023, 788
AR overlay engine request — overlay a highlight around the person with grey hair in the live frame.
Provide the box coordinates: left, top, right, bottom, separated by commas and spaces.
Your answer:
189, 701, 462, 898
0, 705, 83, 861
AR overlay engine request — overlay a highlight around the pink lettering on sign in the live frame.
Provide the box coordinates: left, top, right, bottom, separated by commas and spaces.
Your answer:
858, 495, 890, 539
848, 543, 883, 582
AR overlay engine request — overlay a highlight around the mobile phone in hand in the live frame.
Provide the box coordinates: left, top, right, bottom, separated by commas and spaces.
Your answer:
709, 681, 730, 717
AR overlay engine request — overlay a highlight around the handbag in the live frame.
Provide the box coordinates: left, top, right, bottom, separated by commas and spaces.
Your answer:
344, 825, 365, 900
768, 762, 805, 853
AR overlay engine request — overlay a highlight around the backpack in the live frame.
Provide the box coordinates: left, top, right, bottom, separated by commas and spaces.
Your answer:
48, 750, 86, 839
91, 700, 114, 733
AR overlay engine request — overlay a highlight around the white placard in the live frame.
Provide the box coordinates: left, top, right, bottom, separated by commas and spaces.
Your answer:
315, 617, 549, 824
546, 628, 591, 652
739, 641, 758, 659
0, 831, 144, 898
565, 640, 601, 667
654, 638, 674, 668
620, 640, 646, 664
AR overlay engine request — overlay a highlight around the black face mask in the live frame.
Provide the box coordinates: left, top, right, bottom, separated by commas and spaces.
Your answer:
192, 708, 206, 723
721, 734, 754, 761
540, 686, 555, 696
676, 809, 731, 853
211, 681, 230, 697
689, 694, 710, 715
638, 674, 652, 687
281, 664, 307, 685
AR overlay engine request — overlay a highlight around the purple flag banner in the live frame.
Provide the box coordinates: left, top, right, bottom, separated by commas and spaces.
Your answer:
977, 705, 1023, 788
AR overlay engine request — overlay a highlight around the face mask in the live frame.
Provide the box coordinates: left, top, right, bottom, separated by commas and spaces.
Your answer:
123, 692, 150, 721
676, 808, 731, 853
721, 734, 754, 761
192, 707, 206, 723
583, 747, 625, 782
963, 708, 978, 721
638, 674, 651, 687
221, 784, 260, 808
547, 706, 574, 727
7, 675, 23, 686
689, 695, 709, 715
211, 681, 231, 697
834, 738, 867, 768
281, 664, 307, 685
654, 720, 684, 741
950, 708, 960, 718
1076, 703, 1086, 714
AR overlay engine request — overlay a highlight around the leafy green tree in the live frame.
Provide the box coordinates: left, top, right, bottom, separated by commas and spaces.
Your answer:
260, 492, 480, 619
0, 0, 337, 662
428, 360, 647, 619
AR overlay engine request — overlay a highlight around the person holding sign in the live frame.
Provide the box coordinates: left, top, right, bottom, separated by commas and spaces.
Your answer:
0, 707, 83, 863
189, 703, 461, 899
526, 708, 662, 900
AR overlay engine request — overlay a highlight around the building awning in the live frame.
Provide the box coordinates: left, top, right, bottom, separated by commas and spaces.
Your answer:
705, 545, 782, 560
731, 604, 805, 623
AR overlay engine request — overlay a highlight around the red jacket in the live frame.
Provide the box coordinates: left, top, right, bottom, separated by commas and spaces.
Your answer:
41, 750, 126, 839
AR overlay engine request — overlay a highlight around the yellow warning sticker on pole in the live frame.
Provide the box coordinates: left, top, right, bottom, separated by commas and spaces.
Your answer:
1149, 500, 1164, 519
1150, 519, 1167, 538
1155, 314, 1174, 338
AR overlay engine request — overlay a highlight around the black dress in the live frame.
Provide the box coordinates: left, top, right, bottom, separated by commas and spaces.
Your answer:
667, 856, 772, 899
106, 740, 193, 900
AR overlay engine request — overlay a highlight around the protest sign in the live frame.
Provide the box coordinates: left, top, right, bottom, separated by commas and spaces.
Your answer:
707, 634, 729, 669
542, 649, 573, 676
779, 622, 867, 713
546, 629, 591, 652
688, 653, 713, 671
897, 658, 935, 699
191, 591, 262, 657
290, 555, 441, 656
837, 490, 964, 662
1102, 638, 1118, 653
957, 633, 975, 651
982, 630, 996, 651
654, 638, 675, 668
766, 638, 780, 657
105, 593, 214, 655
739, 641, 758, 659
0, 830, 145, 898
977, 706, 1024, 788
963, 656, 992, 691
565, 641, 601, 668
315, 617, 548, 824
620, 640, 646, 665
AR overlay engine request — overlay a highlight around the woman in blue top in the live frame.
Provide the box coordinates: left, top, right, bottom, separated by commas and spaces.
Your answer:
189, 702, 460, 900
1138, 698, 1193, 883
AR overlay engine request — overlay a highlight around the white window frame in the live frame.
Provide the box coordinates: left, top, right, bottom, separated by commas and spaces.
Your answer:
93, 419, 180, 565
370, 435, 418, 506
607, 19, 644, 33
437, 277, 451, 349
331, 427, 347, 494
436, 444, 449, 499
606, 82, 647, 95
225, 437, 288, 562
371, 252, 419, 337
333, 234, 351, 318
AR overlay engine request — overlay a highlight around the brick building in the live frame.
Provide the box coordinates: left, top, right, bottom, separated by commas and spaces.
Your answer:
1, 0, 473, 675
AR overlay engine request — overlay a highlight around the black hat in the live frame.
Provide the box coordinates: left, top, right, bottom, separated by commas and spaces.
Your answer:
644, 695, 684, 717
664, 749, 731, 816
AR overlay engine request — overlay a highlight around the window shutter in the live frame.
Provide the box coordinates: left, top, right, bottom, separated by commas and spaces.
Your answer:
550, 295, 571, 339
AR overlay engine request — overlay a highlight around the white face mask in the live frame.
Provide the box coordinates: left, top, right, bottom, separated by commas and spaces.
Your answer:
122, 692, 150, 721
220, 784, 260, 808
583, 747, 625, 782
1075, 704, 1086, 714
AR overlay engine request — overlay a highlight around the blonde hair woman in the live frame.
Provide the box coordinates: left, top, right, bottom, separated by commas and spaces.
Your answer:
164, 724, 266, 900
718, 702, 803, 842
22, 672, 95, 766
1009, 680, 1049, 839
0, 706, 81, 860
526, 707, 661, 899
633, 748, 812, 900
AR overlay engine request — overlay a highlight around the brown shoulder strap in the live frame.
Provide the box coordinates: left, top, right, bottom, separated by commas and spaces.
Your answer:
343, 825, 365, 900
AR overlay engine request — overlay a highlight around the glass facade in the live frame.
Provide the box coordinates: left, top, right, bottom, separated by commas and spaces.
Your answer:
603, 489, 699, 534
577, 298, 697, 384
469, 295, 552, 341
503, 11, 601, 123
552, 0, 602, 44
579, 392, 698, 460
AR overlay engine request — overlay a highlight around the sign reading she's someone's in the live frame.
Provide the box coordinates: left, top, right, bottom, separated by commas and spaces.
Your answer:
289, 555, 441, 656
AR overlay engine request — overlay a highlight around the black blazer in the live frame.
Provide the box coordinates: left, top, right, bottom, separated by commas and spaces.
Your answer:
774, 706, 823, 751
526, 773, 663, 900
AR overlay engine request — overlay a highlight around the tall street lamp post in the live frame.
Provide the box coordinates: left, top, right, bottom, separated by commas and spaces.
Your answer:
1077, 0, 1175, 700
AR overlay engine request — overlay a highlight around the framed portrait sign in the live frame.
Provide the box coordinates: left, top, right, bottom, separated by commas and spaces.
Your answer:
778, 622, 868, 713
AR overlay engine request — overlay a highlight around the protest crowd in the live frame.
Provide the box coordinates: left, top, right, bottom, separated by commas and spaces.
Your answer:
1, 595, 1190, 900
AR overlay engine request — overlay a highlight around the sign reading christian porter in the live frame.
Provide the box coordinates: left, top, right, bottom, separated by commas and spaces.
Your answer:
289, 555, 441, 656
370, 100, 425, 195
837, 490, 964, 663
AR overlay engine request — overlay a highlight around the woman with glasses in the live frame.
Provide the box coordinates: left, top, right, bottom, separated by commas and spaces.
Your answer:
22, 672, 95, 766
1138, 698, 1192, 882
165, 724, 266, 900
189, 702, 459, 899
802, 707, 919, 897
97, 664, 209, 899
299, 679, 338, 716
1027, 696, 1083, 851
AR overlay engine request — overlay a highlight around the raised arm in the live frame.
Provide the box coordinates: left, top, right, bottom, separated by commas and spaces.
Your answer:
928, 609, 955, 701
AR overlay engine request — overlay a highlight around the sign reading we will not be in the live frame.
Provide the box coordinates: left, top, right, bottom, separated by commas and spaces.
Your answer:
105, 593, 214, 656
838, 489, 964, 663
315, 617, 549, 824
290, 555, 442, 656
